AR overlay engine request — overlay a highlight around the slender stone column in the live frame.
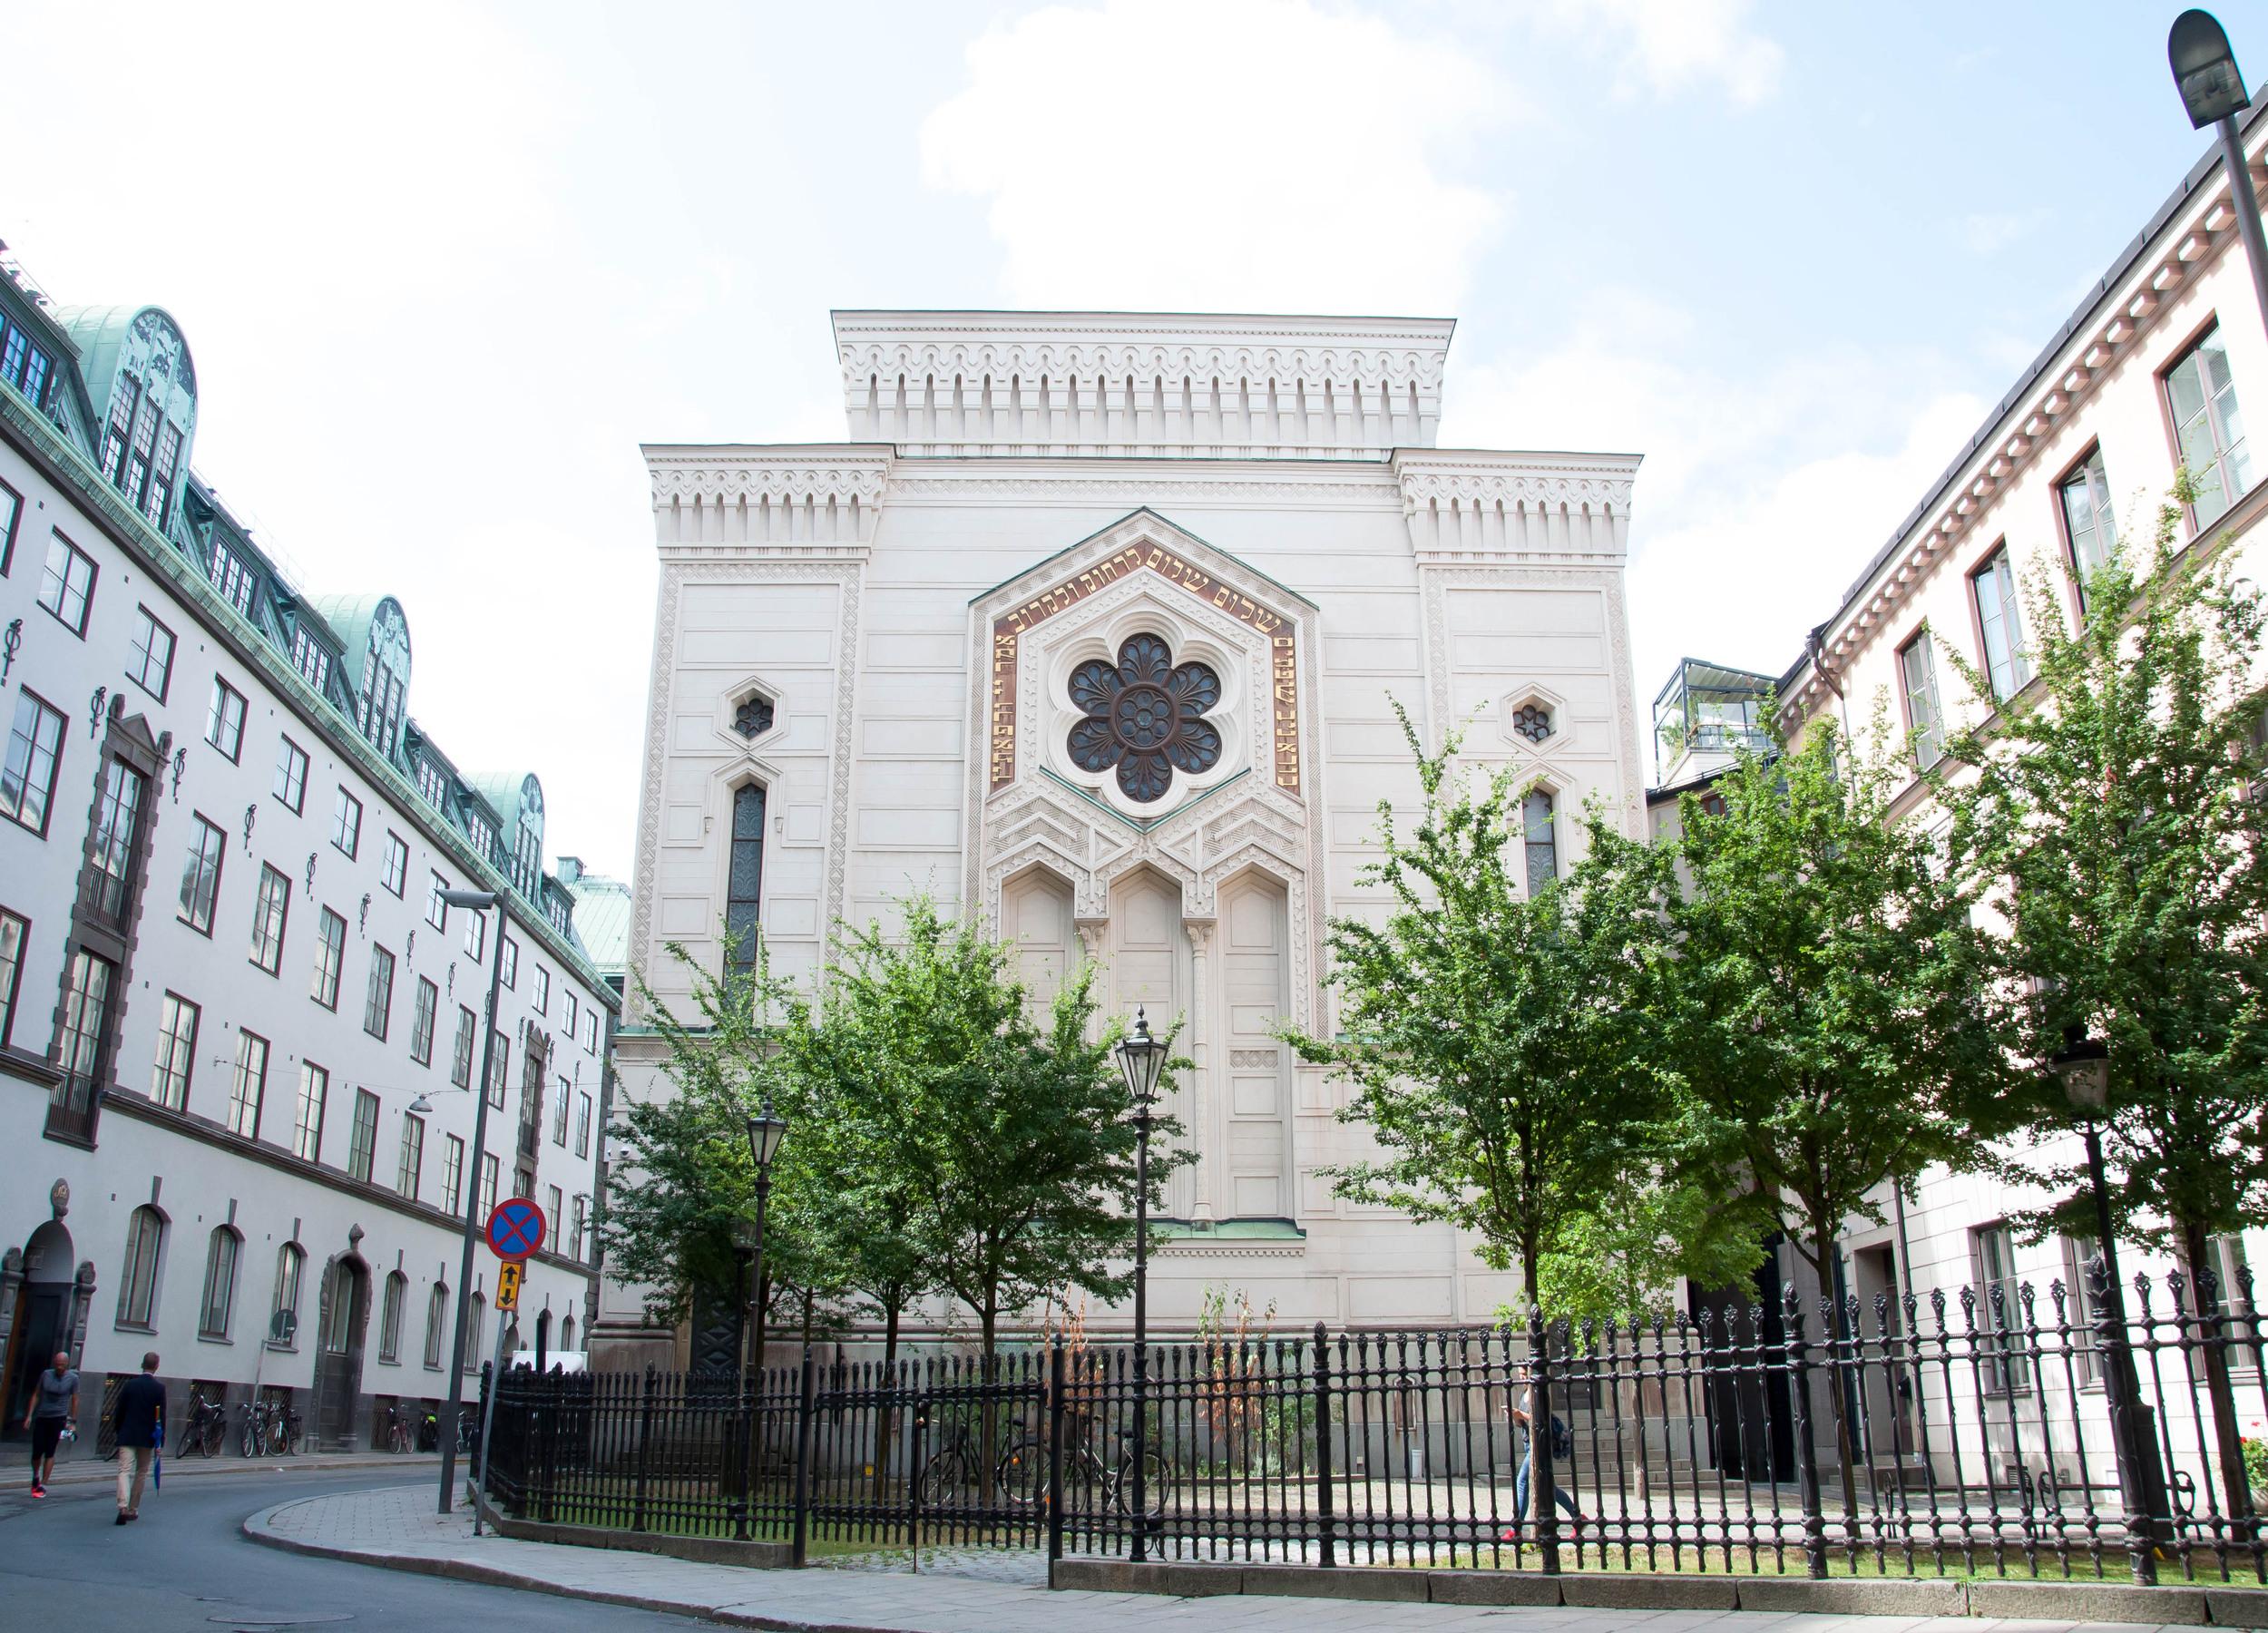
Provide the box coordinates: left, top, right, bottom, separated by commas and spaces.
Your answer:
1182, 918, 1216, 1223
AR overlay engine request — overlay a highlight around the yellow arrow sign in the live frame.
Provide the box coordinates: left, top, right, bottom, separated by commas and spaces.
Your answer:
495, 1261, 523, 1312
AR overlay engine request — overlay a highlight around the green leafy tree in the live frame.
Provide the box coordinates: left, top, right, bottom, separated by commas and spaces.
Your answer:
1941, 480, 2268, 1519
1659, 715, 2012, 1520
1284, 709, 1677, 1305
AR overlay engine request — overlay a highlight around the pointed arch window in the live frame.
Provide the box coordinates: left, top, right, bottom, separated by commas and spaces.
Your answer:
199, 1227, 241, 1339
1522, 789, 1558, 895
725, 782, 766, 985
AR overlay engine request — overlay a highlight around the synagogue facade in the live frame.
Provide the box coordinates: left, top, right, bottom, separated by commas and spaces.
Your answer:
602, 311, 1644, 1360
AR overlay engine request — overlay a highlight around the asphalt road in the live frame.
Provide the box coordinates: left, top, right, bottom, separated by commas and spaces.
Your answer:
0, 1467, 719, 1631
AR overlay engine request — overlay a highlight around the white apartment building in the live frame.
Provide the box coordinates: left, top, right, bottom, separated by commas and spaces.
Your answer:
0, 272, 618, 1457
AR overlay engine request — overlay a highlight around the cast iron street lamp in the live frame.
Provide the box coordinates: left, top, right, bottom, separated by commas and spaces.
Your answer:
2171, 11, 2268, 342
1115, 1007, 1167, 1561
436, 885, 508, 1515
732, 1098, 788, 1541
2048, 1024, 2169, 1576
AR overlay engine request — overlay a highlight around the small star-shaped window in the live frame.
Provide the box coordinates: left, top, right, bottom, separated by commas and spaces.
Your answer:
733, 694, 775, 739
1066, 633, 1222, 804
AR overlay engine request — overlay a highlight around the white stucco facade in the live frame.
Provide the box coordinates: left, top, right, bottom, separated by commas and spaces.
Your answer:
606, 310, 1647, 1361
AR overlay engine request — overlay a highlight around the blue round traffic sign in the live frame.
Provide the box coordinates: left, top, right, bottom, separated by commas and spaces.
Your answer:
486, 1197, 546, 1261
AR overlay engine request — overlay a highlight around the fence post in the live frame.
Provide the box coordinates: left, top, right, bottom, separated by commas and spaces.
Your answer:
631, 1364, 657, 1534
908, 1393, 926, 1566
1312, 1320, 1335, 1569
1048, 1335, 1067, 1568
790, 1345, 816, 1568
1528, 1303, 1561, 1578
1784, 1284, 1828, 1579
2089, 1255, 2163, 1586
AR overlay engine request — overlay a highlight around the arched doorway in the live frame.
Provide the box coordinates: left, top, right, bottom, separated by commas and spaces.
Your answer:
3, 1221, 76, 1442
310, 1254, 369, 1451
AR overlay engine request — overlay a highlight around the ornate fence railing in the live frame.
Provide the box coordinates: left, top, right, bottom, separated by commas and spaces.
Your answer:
481, 1262, 2268, 1585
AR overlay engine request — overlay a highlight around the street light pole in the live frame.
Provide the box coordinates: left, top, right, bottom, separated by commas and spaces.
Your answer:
2172, 11, 2268, 342
1113, 1008, 1166, 1564
437, 889, 508, 1515
733, 1100, 787, 1543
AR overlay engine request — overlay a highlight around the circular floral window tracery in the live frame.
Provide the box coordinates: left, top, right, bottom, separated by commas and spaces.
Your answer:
1066, 633, 1223, 804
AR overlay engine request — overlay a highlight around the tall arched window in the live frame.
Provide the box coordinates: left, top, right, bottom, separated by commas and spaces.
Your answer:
378, 1271, 407, 1364
321, 1259, 356, 1354
724, 782, 766, 986
270, 1242, 306, 1348
198, 1227, 240, 1339
424, 1283, 449, 1368
116, 1206, 165, 1329
1522, 789, 1558, 895
465, 1293, 486, 1370
560, 1314, 576, 1352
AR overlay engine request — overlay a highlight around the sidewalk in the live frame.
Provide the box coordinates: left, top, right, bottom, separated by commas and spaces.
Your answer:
243, 1484, 2231, 1633
3, 1449, 438, 1492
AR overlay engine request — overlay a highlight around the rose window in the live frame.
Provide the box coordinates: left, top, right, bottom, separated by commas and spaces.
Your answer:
1511, 702, 1553, 744
1066, 633, 1222, 803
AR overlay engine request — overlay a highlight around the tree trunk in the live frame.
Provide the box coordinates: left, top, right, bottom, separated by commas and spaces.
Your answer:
875, 1296, 901, 1504
980, 1291, 999, 1503
1812, 1220, 1861, 1539
2180, 1216, 2255, 1524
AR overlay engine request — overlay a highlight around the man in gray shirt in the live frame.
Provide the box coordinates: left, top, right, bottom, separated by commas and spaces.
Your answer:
22, 1351, 78, 1498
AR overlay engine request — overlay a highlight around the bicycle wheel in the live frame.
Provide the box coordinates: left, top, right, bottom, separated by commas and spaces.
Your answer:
178, 1420, 200, 1459
201, 1416, 225, 1458
240, 1415, 259, 1459
915, 1448, 976, 1511
995, 1437, 1048, 1510
1111, 1448, 1173, 1519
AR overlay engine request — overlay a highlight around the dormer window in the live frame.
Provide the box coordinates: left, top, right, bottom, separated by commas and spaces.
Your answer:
210, 539, 257, 617
0, 316, 52, 410
289, 625, 332, 694
415, 758, 448, 809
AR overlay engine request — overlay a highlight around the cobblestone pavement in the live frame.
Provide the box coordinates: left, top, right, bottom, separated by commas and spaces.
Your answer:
245, 1482, 2241, 1633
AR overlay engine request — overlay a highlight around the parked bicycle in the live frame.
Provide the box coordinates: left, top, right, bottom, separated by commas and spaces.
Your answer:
176, 1386, 227, 1458
239, 1395, 301, 1457
914, 1408, 1032, 1510
381, 1401, 414, 1453
1002, 1413, 1172, 1518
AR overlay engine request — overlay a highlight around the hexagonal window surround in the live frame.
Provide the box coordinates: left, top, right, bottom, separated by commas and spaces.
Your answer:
731, 690, 777, 741
1500, 685, 1578, 756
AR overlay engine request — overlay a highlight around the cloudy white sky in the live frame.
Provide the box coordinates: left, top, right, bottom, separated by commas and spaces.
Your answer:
2, 1, 2249, 872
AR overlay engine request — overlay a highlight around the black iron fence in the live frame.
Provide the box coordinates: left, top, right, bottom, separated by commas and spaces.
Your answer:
482, 1261, 2268, 1585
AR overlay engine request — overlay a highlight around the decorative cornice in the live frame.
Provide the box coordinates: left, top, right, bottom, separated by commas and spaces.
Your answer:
1394, 449, 1639, 563
642, 445, 891, 548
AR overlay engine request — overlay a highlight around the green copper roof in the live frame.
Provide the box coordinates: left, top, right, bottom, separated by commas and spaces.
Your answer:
53, 304, 196, 424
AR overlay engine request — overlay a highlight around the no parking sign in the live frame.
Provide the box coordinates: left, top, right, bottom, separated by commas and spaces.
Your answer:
485, 1196, 545, 1261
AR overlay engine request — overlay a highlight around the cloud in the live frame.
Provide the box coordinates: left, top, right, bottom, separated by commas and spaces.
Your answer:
1539, 0, 1784, 107
920, 0, 1509, 313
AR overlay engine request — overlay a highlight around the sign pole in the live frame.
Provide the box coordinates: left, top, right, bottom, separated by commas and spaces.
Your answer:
464, 1196, 542, 1533
472, 1297, 512, 1536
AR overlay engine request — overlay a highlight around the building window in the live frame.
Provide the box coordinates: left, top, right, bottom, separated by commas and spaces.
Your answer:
583, 1011, 598, 1054
1522, 788, 1558, 895
144, 422, 181, 528
486, 1032, 509, 1110
464, 811, 496, 865
205, 678, 246, 762
466, 1294, 486, 1370
410, 976, 438, 1066
1511, 701, 1554, 744
179, 815, 225, 934
1971, 1221, 2028, 1393
2168, 322, 2253, 529
499, 937, 517, 990
128, 607, 175, 702
450, 1005, 476, 1089
415, 758, 448, 810
117, 1206, 164, 1330
55, 947, 115, 1089
0, 316, 54, 409
2061, 1234, 2106, 1385
331, 787, 362, 858
442, 1134, 465, 1217
564, 992, 579, 1041
228, 1030, 269, 1139
364, 944, 396, 1040
357, 651, 406, 758
151, 993, 198, 1110
1899, 631, 1945, 771
288, 624, 331, 694
546, 1185, 564, 1252
2057, 447, 2117, 605
426, 873, 449, 931
532, 966, 550, 1015
36, 533, 94, 636
199, 1227, 240, 1340
0, 477, 19, 574
122, 389, 159, 513
463, 909, 486, 963
398, 1112, 425, 1199
84, 757, 150, 924
311, 907, 346, 1010
2, 690, 67, 835
552, 1075, 571, 1146
478, 1153, 500, 1222
570, 1195, 589, 1262
733, 692, 775, 738
209, 538, 257, 617
424, 1284, 449, 1368
381, 832, 407, 897
1972, 546, 2029, 702
269, 738, 305, 814
725, 782, 767, 985
378, 1272, 406, 1364
347, 1088, 379, 1182
292, 1062, 327, 1161
575, 1090, 593, 1159
270, 1243, 305, 1348
101, 378, 135, 484
249, 864, 290, 974
0, 910, 22, 1050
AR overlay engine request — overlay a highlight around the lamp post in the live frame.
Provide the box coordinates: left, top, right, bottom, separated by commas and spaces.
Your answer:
437, 886, 508, 1515
2171, 10, 2268, 342
732, 1098, 788, 1542
2048, 1025, 2168, 1569
1114, 1007, 1167, 1561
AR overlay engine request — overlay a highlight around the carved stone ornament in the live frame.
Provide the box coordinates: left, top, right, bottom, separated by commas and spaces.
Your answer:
243, 802, 257, 844
49, 1178, 69, 1219
171, 746, 186, 803
87, 685, 107, 738
1066, 633, 1222, 804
